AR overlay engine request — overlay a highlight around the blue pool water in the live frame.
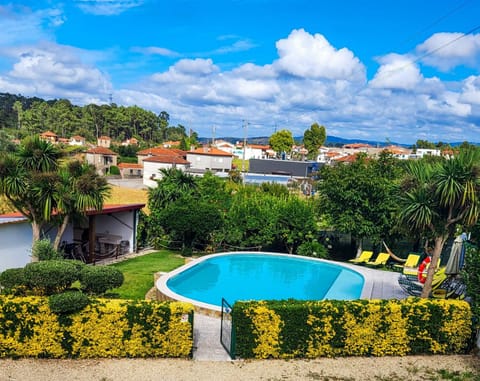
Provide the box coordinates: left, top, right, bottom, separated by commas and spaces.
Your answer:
166, 253, 364, 307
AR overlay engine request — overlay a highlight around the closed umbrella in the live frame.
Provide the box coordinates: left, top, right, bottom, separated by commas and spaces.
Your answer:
445, 235, 464, 275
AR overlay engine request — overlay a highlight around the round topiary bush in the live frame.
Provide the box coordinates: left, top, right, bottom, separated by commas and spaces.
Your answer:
24, 260, 80, 295
80, 266, 124, 295
49, 290, 90, 314
0, 268, 26, 294
31, 238, 63, 261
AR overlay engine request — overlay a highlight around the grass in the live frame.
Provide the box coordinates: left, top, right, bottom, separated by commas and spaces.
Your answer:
105, 184, 149, 213
108, 250, 185, 300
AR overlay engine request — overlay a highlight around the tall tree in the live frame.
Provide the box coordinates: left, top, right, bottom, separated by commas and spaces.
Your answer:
303, 123, 326, 160
398, 148, 480, 297
317, 153, 400, 256
269, 129, 294, 158
0, 136, 110, 254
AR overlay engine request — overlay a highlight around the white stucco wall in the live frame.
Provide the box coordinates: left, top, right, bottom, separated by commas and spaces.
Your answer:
186, 153, 232, 172
143, 161, 188, 188
0, 222, 32, 272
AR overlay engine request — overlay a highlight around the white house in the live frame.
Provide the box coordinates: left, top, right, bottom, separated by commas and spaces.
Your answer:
69, 135, 86, 146
233, 144, 272, 160
143, 155, 190, 188
0, 204, 145, 272
186, 147, 233, 173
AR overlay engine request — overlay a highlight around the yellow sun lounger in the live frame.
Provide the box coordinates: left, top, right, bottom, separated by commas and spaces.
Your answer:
348, 250, 373, 264
393, 253, 421, 273
365, 252, 390, 267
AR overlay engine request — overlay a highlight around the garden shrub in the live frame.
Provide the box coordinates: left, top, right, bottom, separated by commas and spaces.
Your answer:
48, 291, 90, 314
0, 296, 194, 358
296, 240, 328, 258
232, 298, 472, 359
0, 268, 26, 294
109, 165, 120, 175
80, 266, 124, 295
23, 260, 80, 295
31, 238, 63, 261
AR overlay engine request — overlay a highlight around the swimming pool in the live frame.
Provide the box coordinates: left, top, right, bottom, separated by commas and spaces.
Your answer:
156, 252, 364, 313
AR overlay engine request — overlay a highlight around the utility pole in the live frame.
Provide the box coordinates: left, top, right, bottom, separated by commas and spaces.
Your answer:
212, 125, 216, 146
242, 120, 248, 172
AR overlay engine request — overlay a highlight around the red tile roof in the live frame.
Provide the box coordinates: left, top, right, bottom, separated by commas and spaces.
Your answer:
143, 155, 190, 165
137, 147, 185, 156
188, 147, 233, 156
86, 146, 117, 155
118, 163, 143, 169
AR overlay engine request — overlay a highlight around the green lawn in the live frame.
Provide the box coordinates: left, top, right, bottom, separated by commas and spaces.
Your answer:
108, 250, 185, 300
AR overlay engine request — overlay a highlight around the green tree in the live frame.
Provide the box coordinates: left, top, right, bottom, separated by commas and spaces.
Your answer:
276, 196, 318, 254
303, 123, 326, 160
317, 153, 400, 256
148, 168, 197, 211
159, 195, 223, 255
398, 149, 480, 297
225, 190, 279, 250
0, 136, 110, 253
269, 129, 294, 158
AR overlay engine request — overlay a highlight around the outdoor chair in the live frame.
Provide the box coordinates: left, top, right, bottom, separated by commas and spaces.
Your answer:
365, 252, 390, 267
398, 268, 447, 296
348, 250, 373, 264
392, 253, 421, 273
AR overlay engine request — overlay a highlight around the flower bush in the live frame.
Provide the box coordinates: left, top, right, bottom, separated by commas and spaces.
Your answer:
232, 298, 472, 359
0, 296, 193, 358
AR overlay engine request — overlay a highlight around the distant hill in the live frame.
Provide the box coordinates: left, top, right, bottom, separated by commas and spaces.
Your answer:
201, 135, 413, 148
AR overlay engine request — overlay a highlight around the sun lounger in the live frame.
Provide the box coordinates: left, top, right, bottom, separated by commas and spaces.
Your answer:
392, 254, 421, 273
365, 252, 390, 267
398, 268, 447, 296
348, 250, 373, 264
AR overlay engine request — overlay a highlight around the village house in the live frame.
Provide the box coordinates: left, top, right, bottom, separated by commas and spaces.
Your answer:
85, 146, 118, 175
186, 146, 233, 173
69, 135, 86, 146
40, 131, 58, 144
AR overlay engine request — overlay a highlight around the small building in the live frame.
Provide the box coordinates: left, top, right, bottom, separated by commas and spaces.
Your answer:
121, 137, 139, 146
0, 203, 145, 271
70, 135, 86, 146
136, 147, 186, 166
85, 146, 118, 175
143, 155, 190, 188
249, 158, 322, 178
186, 147, 233, 173
118, 162, 143, 179
97, 136, 112, 148
40, 131, 58, 144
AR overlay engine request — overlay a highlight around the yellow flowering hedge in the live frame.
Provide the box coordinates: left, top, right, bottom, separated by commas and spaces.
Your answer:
232, 298, 472, 359
0, 296, 193, 358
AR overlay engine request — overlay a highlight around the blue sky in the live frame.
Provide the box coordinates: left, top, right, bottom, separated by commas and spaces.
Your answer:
1, 0, 480, 144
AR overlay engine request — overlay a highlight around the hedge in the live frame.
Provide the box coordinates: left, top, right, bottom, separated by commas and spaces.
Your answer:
0, 296, 194, 358
232, 298, 472, 359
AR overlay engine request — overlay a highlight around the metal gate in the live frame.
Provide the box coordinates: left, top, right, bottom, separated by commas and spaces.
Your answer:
220, 298, 235, 358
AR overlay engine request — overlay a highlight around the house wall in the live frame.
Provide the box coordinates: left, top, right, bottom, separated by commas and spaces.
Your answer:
0, 222, 32, 272
186, 154, 232, 172
94, 211, 137, 252
249, 159, 323, 177
143, 161, 188, 188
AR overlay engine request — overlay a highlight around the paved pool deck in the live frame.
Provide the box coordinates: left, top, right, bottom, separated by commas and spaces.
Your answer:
192, 264, 409, 360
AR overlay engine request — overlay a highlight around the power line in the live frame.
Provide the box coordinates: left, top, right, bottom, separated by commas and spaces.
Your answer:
398, 0, 474, 48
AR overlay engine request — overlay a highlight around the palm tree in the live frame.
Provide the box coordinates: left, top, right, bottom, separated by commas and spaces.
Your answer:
52, 161, 110, 250
0, 136, 110, 257
0, 136, 62, 248
148, 168, 197, 211
398, 148, 480, 297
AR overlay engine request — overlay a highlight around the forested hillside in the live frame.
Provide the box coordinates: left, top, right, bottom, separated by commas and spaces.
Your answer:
0, 93, 191, 145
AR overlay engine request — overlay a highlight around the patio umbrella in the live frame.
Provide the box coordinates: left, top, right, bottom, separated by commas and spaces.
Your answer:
445, 235, 464, 275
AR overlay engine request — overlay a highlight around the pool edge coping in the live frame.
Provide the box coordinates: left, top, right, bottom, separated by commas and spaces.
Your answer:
155, 251, 370, 316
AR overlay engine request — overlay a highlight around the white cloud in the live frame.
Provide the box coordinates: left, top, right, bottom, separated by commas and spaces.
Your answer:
131, 46, 180, 57
369, 53, 423, 90
273, 29, 366, 82
3, 43, 112, 103
459, 75, 480, 105
416, 32, 480, 71
0, 5, 64, 45
74, 0, 144, 16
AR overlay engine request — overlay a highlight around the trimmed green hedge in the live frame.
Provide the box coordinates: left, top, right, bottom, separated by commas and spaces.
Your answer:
232, 298, 472, 359
0, 296, 194, 358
